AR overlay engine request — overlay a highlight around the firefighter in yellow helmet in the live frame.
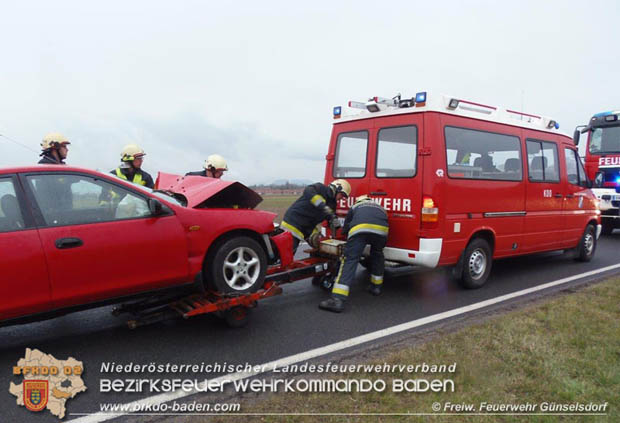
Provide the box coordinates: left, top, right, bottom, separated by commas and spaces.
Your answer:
280, 179, 351, 253
186, 154, 228, 179
319, 194, 389, 313
111, 144, 154, 188
39, 132, 70, 164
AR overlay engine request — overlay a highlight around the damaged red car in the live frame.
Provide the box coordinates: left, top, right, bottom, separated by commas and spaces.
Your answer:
0, 166, 283, 326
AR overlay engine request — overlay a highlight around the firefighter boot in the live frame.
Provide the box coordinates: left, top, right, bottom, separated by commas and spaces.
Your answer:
319, 297, 345, 313
367, 284, 382, 296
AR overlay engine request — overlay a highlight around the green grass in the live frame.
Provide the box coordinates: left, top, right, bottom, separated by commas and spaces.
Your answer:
257, 195, 297, 223
215, 279, 620, 422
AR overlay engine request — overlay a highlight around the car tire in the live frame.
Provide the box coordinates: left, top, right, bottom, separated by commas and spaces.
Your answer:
574, 224, 597, 262
600, 221, 614, 236
459, 238, 493, 289
207, 236, 267, 294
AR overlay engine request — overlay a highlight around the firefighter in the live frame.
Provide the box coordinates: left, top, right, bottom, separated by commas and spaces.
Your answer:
39, 132, 70, 164
281, 179, 351, 252
112, 144, 154, 188
319, 195, 389, 313
186, 154, 228, 178
35, 132, 73, 212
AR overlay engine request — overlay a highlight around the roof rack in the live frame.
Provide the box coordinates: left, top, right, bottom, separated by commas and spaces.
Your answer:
333, 92, 561, 133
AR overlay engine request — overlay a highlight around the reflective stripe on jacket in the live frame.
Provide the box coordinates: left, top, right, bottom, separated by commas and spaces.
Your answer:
282, 183, 336, 239
343, 199, 389, 239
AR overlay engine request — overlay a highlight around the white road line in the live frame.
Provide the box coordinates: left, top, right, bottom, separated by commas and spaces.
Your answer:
68, 263, 620, 422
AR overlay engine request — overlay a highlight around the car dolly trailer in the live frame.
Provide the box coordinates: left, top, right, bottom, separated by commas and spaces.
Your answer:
118, 250, 341, 329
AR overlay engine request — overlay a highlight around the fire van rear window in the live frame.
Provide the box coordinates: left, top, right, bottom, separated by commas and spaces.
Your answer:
333, 131, 368, 178
445, 126, 522, 181
376, 126, 417, 178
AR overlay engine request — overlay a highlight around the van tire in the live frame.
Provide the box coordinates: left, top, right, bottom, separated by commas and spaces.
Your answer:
459, 238, 492, 289
574, 224, 596, 262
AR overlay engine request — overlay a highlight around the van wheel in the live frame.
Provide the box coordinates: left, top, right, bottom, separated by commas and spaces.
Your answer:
574, 224, 596, 262
459, 238, 492, 289
207, 236, 267, 294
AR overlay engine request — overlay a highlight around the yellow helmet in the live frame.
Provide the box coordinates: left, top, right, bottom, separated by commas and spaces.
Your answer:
121, 144, 146, 162
329, 179, 351, 197
41, 132, 70, 150
204, 154, 228, 171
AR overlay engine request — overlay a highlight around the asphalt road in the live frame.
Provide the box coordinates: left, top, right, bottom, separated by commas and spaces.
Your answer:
2, 234, 620, 422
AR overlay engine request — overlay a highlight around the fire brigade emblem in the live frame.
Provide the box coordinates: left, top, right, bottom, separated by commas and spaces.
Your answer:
24, 380, 48, 412
436, 169, 444, 177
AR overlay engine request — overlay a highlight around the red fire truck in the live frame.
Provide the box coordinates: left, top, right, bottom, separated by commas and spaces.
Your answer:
573, 110, 620, 235
326, 93, 601, 288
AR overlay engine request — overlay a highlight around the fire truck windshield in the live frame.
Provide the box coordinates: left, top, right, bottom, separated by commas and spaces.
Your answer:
589, 126, 620, 154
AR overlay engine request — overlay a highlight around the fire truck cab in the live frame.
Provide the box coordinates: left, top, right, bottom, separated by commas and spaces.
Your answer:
327, 93, 601, 288
574, 110, 620, 235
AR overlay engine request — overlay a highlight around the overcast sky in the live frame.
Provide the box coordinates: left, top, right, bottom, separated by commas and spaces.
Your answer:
1, 0, 618, 185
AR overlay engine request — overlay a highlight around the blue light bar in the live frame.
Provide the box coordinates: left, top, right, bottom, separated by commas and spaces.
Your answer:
554, 122, 560, 129
415, 92, 427, 103
333, 106, 342, 117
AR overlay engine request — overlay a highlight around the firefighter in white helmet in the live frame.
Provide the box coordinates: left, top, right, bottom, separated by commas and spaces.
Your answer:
111, 144, 154, 188
319, 194, 389, 313
280, 179, 351, 253
186, 154, 228, 179
39, 132, 70, 164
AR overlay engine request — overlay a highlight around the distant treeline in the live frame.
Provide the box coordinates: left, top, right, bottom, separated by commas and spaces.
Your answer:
249, 182, 308, 190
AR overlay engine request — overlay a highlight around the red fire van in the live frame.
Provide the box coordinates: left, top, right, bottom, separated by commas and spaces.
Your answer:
327, 93, 601, 288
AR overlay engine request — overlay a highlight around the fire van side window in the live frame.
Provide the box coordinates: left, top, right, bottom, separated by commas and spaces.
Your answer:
333, 131, 368, 178
0, 178, 25, 232
526, 140, 560, 183
376, 126, 417, 178
445, 126, 522, 181
564, 148, 589, 187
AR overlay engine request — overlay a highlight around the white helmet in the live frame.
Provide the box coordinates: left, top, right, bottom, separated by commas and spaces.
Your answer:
121, 144, 146, 162
204, 154, 228, 171
355, 194, 371, 204
41, 132, 70, 151
329, 179, 351, 197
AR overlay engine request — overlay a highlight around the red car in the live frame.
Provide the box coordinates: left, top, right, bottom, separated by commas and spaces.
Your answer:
0, 166, 282, 326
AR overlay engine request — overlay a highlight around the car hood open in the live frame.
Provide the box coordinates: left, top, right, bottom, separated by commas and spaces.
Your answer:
156, 172, 263, 209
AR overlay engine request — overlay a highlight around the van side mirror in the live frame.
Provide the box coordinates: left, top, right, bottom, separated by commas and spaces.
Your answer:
573, 129, 580, 146
586, 179, 593, 189
148, 198, 163, 216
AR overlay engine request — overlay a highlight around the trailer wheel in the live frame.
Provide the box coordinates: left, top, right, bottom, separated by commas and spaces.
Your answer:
600, 221, 614, 236
459, 238, 492, 289
223, 306, 250, 328
311, 274, 335, 291
207, 236, 267, 294
574, 224, 597, 262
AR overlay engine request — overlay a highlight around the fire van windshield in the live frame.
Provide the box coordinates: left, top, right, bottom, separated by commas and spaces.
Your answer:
589, 126, 620, 155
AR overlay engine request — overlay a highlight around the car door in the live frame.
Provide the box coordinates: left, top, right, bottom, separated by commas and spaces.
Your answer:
563, 147, 592, 247
330, 121, 373, 212
523, 137, 565, 251
0, 175, 51, 321
22, 172, 190, 309
369, 115, 423, 251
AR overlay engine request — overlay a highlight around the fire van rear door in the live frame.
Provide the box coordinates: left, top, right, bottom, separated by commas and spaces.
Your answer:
368, 114, 423, 251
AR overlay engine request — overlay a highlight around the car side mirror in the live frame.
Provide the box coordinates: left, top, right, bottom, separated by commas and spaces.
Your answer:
148, 198, 163, 216
572, 129, 580, 146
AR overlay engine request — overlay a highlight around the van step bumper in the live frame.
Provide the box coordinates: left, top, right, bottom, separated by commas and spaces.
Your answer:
365, 238, 442, 268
